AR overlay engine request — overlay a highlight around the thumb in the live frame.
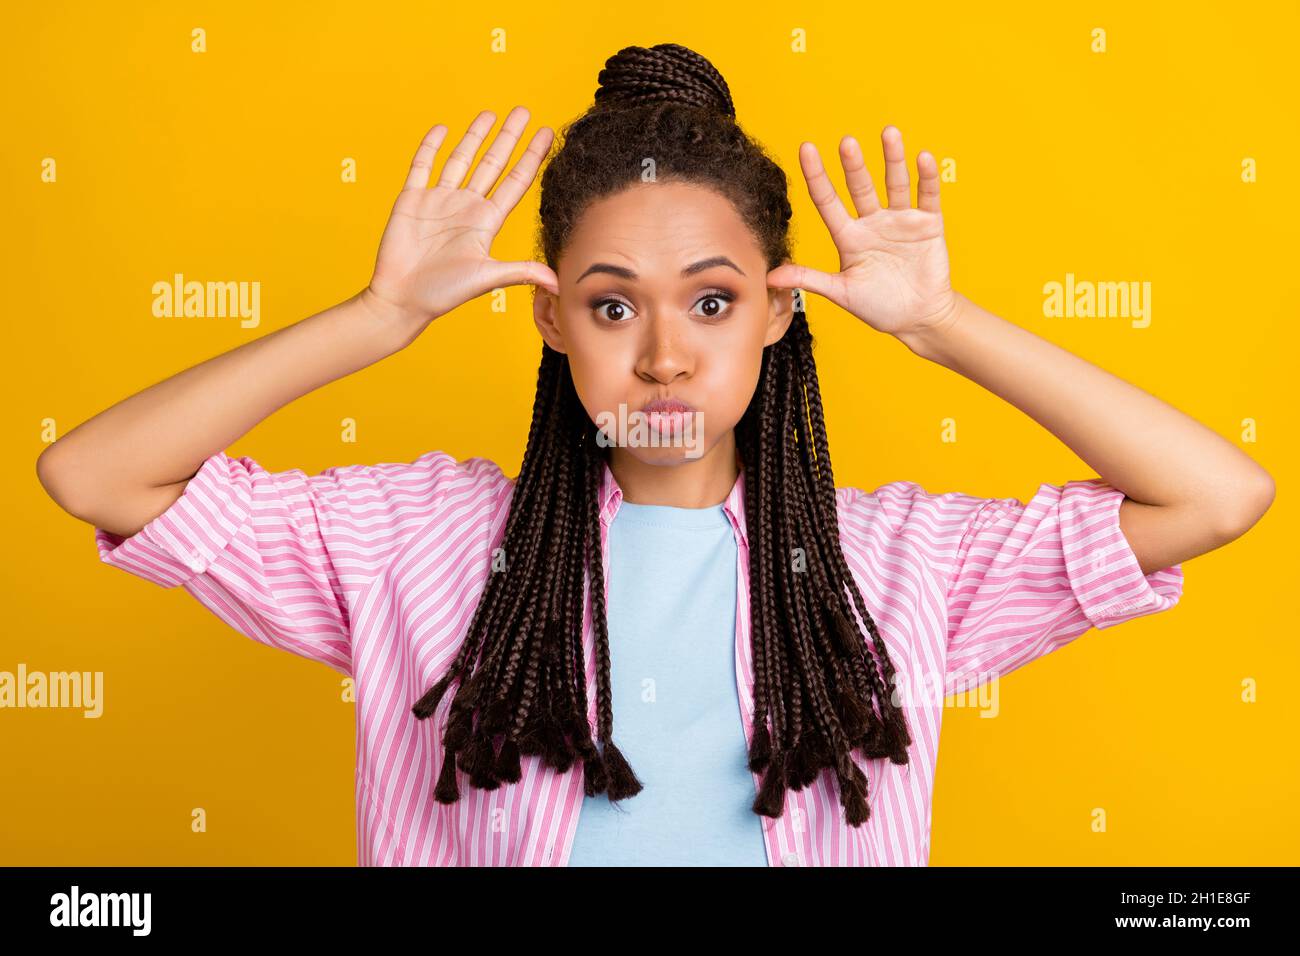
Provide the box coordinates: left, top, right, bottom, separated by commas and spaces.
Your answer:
481, 259, 559, 296
767, 262, 840, 303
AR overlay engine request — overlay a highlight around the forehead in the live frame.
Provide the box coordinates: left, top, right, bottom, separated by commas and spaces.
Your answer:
560, 181, 764, 272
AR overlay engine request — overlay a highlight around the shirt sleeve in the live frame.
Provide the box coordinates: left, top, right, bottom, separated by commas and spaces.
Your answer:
938, 478, 1184, 694
93, 448, 477, 677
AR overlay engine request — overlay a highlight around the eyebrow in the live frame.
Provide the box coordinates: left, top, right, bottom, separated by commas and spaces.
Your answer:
576, 256, 746, 283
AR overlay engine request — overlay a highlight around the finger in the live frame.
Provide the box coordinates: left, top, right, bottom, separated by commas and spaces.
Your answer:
466, 105, 531, 196
402, 124, 449, 191
767, 262, 840, 303
436, 110, 497, 189
483, 259, 559, 296
839, 136, 882, 217
796, 141, 854, 241
881, 125, 911, 209
488, 124, 556, 221
916, 150, 942, 214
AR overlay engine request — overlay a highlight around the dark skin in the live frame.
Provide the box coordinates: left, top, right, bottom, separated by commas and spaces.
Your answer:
532, 179, 794, 508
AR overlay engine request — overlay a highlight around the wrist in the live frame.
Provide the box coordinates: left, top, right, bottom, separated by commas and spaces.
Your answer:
357, 285, 429, 352
895, 291, 969, 362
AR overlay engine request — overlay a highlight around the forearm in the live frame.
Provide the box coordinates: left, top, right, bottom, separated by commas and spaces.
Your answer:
37, 287, 417, 516
895, 292, 1274, 525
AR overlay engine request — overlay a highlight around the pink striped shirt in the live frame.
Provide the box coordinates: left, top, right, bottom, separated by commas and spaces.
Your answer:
94, 449, 1183, 866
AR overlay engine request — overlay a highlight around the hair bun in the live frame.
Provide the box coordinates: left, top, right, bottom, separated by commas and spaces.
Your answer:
594, 43, 735, 119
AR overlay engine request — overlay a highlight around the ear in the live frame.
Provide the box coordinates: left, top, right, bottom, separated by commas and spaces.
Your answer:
764, 267, 796, 347
532, 286, 567, 354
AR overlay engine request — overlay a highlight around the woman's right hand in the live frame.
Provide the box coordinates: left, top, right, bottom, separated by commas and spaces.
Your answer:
364, 106, 558, 339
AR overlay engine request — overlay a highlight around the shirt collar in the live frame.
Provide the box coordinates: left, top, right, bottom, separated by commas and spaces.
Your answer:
598, 457, 748, 550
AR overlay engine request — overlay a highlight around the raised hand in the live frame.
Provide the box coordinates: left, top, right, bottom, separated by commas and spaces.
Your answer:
767, 126, 958, 337
365, 106, 558, 335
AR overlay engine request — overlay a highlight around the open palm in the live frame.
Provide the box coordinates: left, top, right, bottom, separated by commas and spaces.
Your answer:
367, 107, 558, 332
767, 126, 957, 336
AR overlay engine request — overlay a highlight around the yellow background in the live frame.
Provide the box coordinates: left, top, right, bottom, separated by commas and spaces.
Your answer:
4, 1, 1295, 865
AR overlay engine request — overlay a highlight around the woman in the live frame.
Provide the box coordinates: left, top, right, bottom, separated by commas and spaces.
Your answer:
38, 43, 1273, 866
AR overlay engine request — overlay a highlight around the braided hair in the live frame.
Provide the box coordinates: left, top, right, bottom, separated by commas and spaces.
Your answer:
411, 42, 912, 827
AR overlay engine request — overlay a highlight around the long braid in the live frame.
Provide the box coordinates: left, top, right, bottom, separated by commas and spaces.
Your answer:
736, 398, 772, 777
794, 317, 913, 763
785, 317, 897, 756
409, 348, 559, 726
583, 442, 643, 799
749, 337, 790, 815
457, 367, 567, 787
777, 343, 848, 792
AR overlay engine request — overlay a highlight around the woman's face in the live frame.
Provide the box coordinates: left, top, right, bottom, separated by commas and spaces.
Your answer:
534, 180, 794, 469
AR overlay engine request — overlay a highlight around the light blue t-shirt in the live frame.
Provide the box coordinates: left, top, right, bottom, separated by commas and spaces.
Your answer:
566, 498, 769, 866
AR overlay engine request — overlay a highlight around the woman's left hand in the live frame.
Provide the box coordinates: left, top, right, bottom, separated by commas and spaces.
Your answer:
767, 126, 959, 337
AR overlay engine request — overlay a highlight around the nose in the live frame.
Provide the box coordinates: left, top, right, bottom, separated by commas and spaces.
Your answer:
633, 310, 692, 385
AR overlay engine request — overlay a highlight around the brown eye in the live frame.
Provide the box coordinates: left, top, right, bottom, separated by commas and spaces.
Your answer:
593, 298, 633, 323
693, 291, 735, 319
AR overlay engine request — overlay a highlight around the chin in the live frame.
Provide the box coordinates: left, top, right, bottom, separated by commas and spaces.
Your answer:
622, 445, 710, 467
